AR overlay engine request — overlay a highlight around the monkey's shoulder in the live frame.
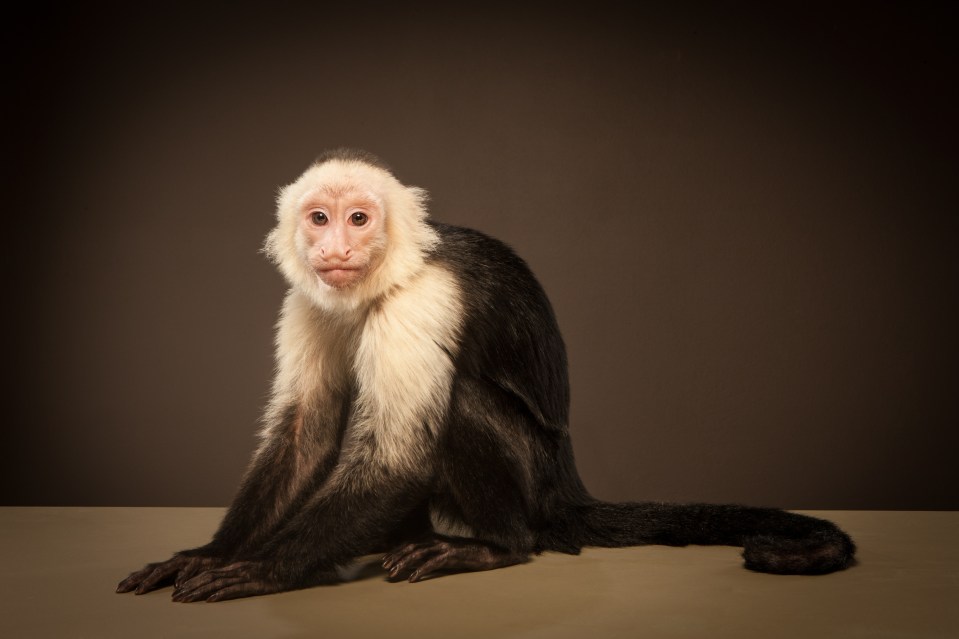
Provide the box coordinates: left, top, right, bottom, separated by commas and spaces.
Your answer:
426, 222, 543, 293
428, 221, 521, 257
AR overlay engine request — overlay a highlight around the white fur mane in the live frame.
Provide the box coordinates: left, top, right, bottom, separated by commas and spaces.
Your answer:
261, 157, 463, 473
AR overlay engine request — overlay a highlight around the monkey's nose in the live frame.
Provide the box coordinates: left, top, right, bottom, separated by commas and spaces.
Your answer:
321, 246, 353, 260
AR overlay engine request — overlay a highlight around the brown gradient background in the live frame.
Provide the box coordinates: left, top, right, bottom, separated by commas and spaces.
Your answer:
6, 3, 956, 508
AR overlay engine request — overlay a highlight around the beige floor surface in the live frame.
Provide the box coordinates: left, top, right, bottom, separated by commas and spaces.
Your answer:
1, 508, 956, 638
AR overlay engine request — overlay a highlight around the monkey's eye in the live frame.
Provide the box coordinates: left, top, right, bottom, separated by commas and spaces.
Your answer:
310, 211, 328, 225
350, 212, 369, 226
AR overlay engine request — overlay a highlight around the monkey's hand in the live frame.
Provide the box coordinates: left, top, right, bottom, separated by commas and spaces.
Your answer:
116, 551, 226, 595
169, 560, 277, 602
382, 537, 529, 583
170, 560, 338, 602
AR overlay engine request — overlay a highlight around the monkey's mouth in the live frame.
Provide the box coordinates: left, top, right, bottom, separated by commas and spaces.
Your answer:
319, 267, 359, 274
316, 267, 363, 289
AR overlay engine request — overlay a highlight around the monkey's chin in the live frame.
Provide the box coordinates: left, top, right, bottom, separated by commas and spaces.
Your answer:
317, 269, 363, 290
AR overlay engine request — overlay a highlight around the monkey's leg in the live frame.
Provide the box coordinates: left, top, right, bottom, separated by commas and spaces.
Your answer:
383, 536, 529, 582
382, 376, 544, 584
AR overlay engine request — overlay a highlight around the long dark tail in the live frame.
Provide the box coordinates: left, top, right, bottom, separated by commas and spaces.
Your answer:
555, 501, 856, 575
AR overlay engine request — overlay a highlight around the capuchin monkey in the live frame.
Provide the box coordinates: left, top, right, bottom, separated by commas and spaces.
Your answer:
117, 149, 855, 603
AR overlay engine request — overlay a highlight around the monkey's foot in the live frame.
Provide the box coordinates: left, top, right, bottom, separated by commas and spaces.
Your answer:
116, 553, 225, 595
382, 537, 528, 583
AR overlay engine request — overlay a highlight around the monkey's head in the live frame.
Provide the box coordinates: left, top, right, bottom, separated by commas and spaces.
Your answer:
265, 150, 438, 311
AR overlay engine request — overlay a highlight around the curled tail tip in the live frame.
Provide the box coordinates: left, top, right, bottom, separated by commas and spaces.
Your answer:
743, 530, 857, 575
574, 501, 857, 575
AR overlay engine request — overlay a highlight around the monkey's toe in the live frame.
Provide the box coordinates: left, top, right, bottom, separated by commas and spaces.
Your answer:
383, 537, 528, 583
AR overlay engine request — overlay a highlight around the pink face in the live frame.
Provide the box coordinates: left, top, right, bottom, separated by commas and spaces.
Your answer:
298, 187, 385, 290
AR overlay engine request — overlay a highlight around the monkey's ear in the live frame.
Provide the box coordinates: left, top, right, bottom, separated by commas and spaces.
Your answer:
262, 229, 280, 264
264, 181, 302, 269
407, 186, 430, 210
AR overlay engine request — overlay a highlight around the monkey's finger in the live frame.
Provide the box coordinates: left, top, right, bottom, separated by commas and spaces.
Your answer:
383, 541, 438, 570
134, 569, 171, 594
409, 550, 455, 583
207, 581, 277, 602
174, 557, 215, 588
174, 561, 252, 596
387, 545, 444, 579
131, 564, 180, 594
116, 567, 155, 593
173, 569, 222, 595
172, 576, 249, 603
383, 542, 420, 567
173, 570, 199, 590
385, 546, 431, 574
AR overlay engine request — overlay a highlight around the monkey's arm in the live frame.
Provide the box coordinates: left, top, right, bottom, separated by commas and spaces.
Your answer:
384, 374, 545, 582
117, 405, 342, 595
171, 460, 432, 602
164, 263, 466, 601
